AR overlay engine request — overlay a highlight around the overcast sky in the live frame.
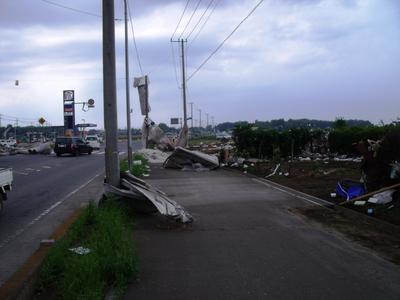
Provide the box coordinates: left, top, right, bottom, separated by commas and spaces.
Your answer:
0, 0, 399, 129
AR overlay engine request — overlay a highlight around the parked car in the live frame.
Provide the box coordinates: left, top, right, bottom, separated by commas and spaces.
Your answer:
54, 137, 93, 157
0, 167, 13, 211
85, 135, 101, 150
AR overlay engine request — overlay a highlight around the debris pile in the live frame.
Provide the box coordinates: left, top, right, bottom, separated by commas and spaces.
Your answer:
164, 147, 219, 170
0, 142, 54, 155
105, 171, 193, 223
138, 148, 171, 164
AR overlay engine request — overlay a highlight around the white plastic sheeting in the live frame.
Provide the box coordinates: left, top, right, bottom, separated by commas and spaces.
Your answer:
133, 76, 150, 116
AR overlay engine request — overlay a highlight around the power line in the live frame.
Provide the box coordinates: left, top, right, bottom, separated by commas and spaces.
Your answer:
39, 0, 102, 18
127, 0, 144, 75
171, 0, 191, 40
189, 0, 220, 46
186, 0, 214, 40
0, 114, 38, 122
187, 0, 265, 81
178, 0, 202, 40
170, 42, 181, 89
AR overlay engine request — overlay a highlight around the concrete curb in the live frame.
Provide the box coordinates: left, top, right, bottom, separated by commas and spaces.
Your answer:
225, 167, 399, 232
0, 176, 105, 300
0, 209, 83, 300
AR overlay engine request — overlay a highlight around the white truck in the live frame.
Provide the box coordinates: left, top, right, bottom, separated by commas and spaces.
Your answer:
0, 168, 13, 211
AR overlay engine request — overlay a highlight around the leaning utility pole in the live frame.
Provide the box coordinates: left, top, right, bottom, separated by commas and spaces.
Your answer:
103, 0, 120, 187
124, 0, 132, 170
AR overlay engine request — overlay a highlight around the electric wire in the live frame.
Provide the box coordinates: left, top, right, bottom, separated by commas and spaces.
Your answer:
127, 0, 144, 75
186, 0, 214, 40
39, 0, 102, 18
189, 0, 220, 46
170, 42, 181, 89
178, 0, 202, 40
0, 114, 38, 121
187, 0, 265, 81
171, 0, 191, 40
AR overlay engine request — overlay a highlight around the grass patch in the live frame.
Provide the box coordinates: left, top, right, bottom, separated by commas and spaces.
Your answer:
120, 153, 149, 177
35, 201, 136, 300
189, 135, 217, 146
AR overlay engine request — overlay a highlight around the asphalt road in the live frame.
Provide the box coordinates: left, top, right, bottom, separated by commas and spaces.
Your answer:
124, 166, 400, 300
0, 140, 141, 286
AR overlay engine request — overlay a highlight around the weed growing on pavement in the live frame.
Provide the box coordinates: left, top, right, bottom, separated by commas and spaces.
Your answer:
120, 153, 149, 177
35, 201, 136, 300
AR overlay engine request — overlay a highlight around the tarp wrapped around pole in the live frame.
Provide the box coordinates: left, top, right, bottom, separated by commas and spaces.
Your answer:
133, 76, 150, 116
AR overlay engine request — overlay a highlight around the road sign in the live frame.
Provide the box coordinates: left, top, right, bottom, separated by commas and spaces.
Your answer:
88, 98, 95, 108
171, 118, 179, 125
38, 117, 46, 125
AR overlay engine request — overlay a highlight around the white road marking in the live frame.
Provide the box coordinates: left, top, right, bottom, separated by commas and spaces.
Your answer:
0, 173, 102, 249
119, 151, 126, 155
42, 166, 52, 169
252, 178, 326, 208
25, 168, 35, 171
13, 171, 29, 176
96, 151, 105, 155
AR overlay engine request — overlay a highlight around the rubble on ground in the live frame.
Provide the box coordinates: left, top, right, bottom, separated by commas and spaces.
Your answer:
138, 148, 171, 164
164, 146, 219, 170
0, 142, 54, 155
104, 171, 193, 223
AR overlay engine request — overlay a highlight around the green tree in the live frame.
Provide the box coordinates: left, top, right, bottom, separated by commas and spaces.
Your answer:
333, 117, 347, 129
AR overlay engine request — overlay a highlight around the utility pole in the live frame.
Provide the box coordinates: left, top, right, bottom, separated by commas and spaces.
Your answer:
14, 119, 18, 140
198, 109, 202, 128
124, 0, 132, 170
103, 0, 120, 187
180, 39, 188, 130
189, 102, 194, 128
145, 75, 149, 148
206, 113, 209, 129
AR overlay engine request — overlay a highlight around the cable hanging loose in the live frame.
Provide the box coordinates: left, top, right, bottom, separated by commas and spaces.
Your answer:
127, 0, 144, 75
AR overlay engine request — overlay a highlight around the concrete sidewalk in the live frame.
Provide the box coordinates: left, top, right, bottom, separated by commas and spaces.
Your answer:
124, 166, 400, 300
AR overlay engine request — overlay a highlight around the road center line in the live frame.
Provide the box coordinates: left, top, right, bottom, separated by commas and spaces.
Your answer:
252, 178, 326, 208
13, 171, 29, 176
0, 172, 102, 249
